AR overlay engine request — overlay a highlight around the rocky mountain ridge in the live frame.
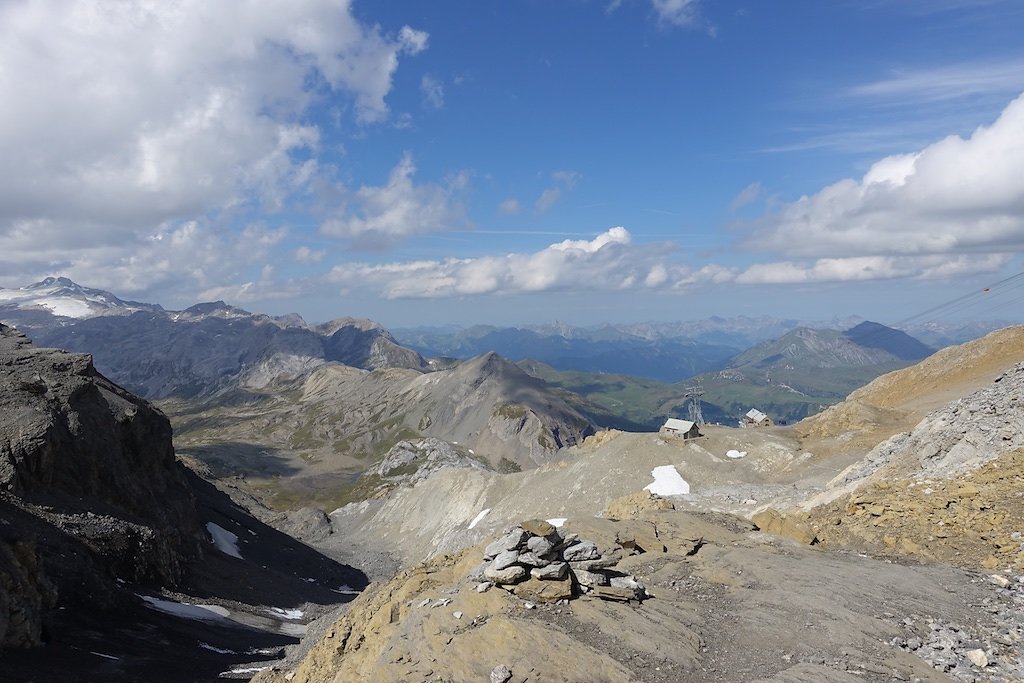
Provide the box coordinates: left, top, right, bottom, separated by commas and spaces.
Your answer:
0, 325, 369, 681
0, 277, 164, 320
2, 279, 598, 516
167, 351, 595, 511
1, 278, 427, 401
0, 323, 203, 579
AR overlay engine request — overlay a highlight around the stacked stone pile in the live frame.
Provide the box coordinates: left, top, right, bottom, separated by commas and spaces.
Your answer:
470, 519, 650, 603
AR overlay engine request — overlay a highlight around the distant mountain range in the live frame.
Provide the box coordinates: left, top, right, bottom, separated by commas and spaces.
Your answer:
687, 322, 934, 424
0, 279, 595, 510
0, 277, 996, 475
1, 279, 426, 399
393, 324, 739, 383
393, 316, 994, 384
0, 276, 163, 319
518, 322, 937, 429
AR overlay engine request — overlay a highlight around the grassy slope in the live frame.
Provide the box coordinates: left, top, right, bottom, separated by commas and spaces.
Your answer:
516, 360, 678, 430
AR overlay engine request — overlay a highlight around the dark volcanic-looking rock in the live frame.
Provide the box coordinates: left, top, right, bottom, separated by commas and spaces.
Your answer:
0, 323, 203, 647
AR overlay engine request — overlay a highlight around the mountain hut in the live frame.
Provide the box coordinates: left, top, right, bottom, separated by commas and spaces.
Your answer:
741, 408, 772, 428
660, 418, 701, 440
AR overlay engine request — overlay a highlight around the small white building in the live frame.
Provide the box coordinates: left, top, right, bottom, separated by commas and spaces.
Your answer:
660, 418, 701, 440
741, 409, 773, 428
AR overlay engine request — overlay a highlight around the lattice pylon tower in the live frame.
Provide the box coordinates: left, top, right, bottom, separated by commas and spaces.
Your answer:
683, 385, 705, 426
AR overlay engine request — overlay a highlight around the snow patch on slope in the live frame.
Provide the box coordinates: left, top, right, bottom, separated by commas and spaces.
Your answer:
643, 465, 690, 496
206, 522, 243, 559
467, 508, 490, 529
140, 595, 230, 621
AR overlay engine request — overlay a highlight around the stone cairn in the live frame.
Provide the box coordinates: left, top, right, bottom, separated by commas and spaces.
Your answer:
470, 519, 648, 603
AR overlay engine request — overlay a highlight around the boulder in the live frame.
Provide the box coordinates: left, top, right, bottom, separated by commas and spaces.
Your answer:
617, 528, 666, 554
526, 535, 556, 556
592, 585, 637, 602
491, 549, 520, 571
521, 519, 557, 538
516, 551, 550, 567
752, 509, 818, 546
530, 562, 568, 581
966, 649, 988, 668
468, 562, 489, 582
571, 569, 609, 587
512, 576, 573, 603
491, 665, 513, 683
563, 540, 600, 562
484, 564, 528, 585
569, 554, 621, 572
484, 530, 528, 559
610, 575, 647, 599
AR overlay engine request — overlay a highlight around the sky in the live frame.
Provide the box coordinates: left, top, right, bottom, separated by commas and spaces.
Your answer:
2, 0, 1024, 327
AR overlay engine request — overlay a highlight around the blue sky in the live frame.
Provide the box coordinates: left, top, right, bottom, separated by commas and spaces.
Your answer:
2, 0, 1024, 326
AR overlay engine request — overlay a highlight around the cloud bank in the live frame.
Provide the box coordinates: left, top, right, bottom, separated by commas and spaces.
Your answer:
742, 91, 1024, 282
321, 153, 469, 248
322, 90, 1024, 299
326, 227, 735, 299
0, 0, 427, 294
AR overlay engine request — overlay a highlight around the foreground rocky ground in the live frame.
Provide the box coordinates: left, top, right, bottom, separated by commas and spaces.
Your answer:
253, 327, 1024, 683
256, 502, 1023, 683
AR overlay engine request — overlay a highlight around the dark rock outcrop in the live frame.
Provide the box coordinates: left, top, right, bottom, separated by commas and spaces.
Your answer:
320, 317, 428, 372
0, 323, 203, 647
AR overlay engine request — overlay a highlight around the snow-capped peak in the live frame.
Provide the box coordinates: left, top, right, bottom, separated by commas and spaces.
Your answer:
0, 277, 160, 319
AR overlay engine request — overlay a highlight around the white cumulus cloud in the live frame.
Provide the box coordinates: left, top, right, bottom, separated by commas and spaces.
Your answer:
294, 246, 326, 263
325, 227, 704, 298
321, 153, 469, 247
750, 92, 1024, 260
0, 0, 426, 294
